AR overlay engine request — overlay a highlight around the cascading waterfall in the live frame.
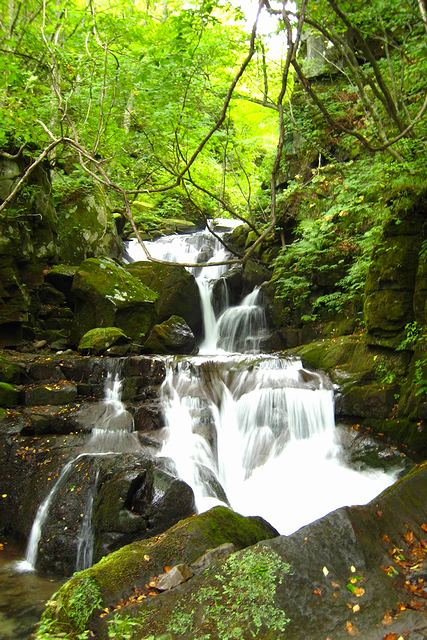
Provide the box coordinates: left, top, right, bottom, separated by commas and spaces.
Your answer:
16, 366, 137, 573
75, 469, 99, 572
127, 222, 399, 535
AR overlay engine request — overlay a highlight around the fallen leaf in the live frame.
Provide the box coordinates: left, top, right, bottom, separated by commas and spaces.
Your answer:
163, 565, 172, 573
383, 634, 399, 640
143, 554, 150, 561
352, 604, 360, 613
403, 530, 414, 545
382, 534, 391, 543
323, 566, 329, 576
420, 523, 427, 533
382, 612, 393, 626
313, 588, 322, 596
148, 580, 157, 588
346, 620, 357, 635
350, 565, 356, 573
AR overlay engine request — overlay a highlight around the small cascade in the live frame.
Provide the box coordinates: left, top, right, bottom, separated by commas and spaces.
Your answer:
159, 355, 398, 534
17, 364, 137, 573
15, 454, 87, 573
75, 469, 100, 572
214, 287, 267, 354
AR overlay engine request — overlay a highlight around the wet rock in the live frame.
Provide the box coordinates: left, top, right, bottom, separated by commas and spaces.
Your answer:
55, 184, 122, 263
242, 258, 272, 291
92, 455, 196, 564
0, 354, 23, 383
23, 382, 77, 406
132, 402, 164, 432
144, 315, 196, 354
22, 405, 86, 436
126, 261, 202, 334
78, 327, 131, 355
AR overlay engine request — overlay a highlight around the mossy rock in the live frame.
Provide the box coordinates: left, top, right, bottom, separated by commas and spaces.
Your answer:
88, 464, 427, 640
24, 382, 77, 406
337, 382, 398, 419
242, 258, 272, 290
45, 264, 79, 297
293, 335, 410, 382
71, 258, 158, 343
126, 262, 202, 333
78, 327, 131, 355
37, 506, 278, 638
56, 184, 122, 263
144, 315, 196, 354
0, 382, 19, 407
0, 354, 22, 383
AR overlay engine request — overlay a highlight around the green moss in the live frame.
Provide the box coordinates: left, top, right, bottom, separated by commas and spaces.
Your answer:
36, 575, 103, 639
78, 327, 130, 354
108, 547, 291, 640
0, 354, 22, 383
39, 507, 277, 637
0, 381, 19, 407
126, 262, 201, 332
71, 258, 158, 342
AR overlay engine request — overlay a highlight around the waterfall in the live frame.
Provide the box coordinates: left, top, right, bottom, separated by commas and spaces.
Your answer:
127, 223, 398, 535
16, 365, 137, 573
75, 469, 99, 572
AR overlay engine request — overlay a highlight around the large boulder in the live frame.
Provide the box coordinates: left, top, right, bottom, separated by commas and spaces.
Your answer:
144, 315, 196, 354
126, 261, 202, 334
56, 184, 122, 264
37, 506, 278, 637
35, 454, 196, 575
38, 463, 427, 639
71, 258, 158, 344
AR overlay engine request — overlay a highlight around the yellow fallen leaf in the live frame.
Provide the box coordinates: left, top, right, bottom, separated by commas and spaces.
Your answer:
144, 554, 150, 561
350, 565, 356, 573
352, 604, 360, 613
322, 566, 329, 576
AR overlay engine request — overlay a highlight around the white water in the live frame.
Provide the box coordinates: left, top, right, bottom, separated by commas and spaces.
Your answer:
16, 368, 137, 573
127, 224, 399, 535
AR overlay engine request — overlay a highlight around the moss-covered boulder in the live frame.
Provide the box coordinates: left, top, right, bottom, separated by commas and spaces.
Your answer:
78, 327, 131, 355
23, 382, 77, 406
0, 382, 19, 407
364, 196, 426, 347
38, 464, 427, 640
71, 258, 158, 344
56, 184, 122, 264
0, 353, 22, 383
144, 315, 196, 354
45, 264, 78, 298
126, 261, 202, 334
36, 506, 278, 638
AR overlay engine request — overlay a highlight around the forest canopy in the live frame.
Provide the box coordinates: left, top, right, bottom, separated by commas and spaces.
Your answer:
0, 0, 426, 250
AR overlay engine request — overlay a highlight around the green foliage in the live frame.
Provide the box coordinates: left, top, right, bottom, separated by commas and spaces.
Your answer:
272, 145, 426, 325
108, 614, 146, 639
66, 576, 103, 632
397, 322, 424, 351
164, 547, 291, 639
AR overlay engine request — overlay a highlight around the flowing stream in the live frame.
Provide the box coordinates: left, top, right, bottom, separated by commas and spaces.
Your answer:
127, 220, 398, 534
16, 368, 137, 573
